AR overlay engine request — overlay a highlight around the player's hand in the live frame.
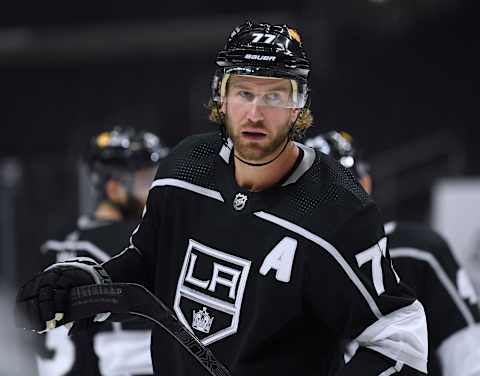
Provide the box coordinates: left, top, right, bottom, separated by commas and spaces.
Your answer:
15, 257, 111, 333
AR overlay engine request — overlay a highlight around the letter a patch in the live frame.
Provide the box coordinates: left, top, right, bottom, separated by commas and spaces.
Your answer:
260, 237, 297, 283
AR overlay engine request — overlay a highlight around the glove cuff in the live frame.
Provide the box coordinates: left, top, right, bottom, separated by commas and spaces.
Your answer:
44, 257, 112, 284
44, 257, 112, 322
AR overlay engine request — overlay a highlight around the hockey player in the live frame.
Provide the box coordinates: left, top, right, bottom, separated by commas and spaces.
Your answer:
35, 126, 169, 376
305, 131, 480, 375
17, 22, 428, 375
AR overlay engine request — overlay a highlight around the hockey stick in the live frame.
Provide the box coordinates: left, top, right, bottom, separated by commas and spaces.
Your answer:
65, 283, 231, 376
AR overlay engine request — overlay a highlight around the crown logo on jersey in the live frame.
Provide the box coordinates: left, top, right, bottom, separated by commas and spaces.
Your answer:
192, 307, 214, 333
233, 193, 248, 211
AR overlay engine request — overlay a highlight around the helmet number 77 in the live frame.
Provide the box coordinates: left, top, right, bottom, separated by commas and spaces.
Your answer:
251, 33, 276, 44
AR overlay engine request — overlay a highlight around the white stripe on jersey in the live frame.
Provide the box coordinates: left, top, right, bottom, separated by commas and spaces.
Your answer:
150, 178, 224, 202
130, 224, 142, 253
254, 210, 383, 318
254, 210, 428, 373
41, 240, 110, 262
281, 142, 316, 187
350, 300, 428, 373
390, 247, 476, 325
108, 246, 142, 264
132, 178, 225, 257
377, 361, 404, 376
219, 138, 233, 163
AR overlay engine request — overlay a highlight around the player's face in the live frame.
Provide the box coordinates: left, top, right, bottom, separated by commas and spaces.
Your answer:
222, 75, 300, 163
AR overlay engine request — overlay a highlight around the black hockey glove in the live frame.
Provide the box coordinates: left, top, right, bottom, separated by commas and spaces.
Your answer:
16, 257, 111, 333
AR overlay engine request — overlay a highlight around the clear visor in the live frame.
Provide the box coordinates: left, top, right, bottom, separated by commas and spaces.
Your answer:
213, 73, 308, 109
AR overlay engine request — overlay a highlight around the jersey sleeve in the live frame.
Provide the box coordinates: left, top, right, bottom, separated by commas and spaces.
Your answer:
102, 187, 161, 291
306, 203, 428, 374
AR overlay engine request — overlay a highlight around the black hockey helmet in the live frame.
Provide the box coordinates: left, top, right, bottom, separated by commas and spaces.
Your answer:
212, 21, 311, 109
85, 126, 169, 172
84, 126, 169, 192
305, 131, 370, 179
84, 127, 169, 217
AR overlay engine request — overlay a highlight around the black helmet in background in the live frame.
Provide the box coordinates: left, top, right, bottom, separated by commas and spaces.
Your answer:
85, 126, 168, 172
304, 131, 370, 181
84, 126, 169, 218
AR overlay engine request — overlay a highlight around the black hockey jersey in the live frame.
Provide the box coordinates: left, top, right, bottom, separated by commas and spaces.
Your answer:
104, 133, 428, 375
387, 221, 480, 375
37, 218, 154, 376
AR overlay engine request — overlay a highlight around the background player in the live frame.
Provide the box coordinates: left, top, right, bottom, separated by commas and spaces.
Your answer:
305, 130, 480, 375
36, 126, 168, 376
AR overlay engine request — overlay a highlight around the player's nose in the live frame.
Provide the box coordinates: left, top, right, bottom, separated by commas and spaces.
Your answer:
245, 101, 264, 123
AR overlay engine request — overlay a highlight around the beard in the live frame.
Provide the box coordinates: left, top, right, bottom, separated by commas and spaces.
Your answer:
225, 116, 291, 163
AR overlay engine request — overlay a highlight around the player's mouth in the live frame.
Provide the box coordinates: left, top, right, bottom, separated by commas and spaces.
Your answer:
241, 130, 267, 140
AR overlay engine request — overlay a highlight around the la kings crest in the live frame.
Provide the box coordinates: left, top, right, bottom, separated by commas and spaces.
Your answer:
174, 239, 251, 345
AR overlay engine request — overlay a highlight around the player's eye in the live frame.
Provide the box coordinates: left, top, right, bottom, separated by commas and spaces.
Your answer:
238, 90, 255, 102
263, 92, 284, 106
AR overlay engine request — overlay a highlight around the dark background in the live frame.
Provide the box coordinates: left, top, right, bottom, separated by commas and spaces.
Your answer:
0, 0, 478, 285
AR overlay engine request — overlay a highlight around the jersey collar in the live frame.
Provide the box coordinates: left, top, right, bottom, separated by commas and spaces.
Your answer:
218, 138, 316, 187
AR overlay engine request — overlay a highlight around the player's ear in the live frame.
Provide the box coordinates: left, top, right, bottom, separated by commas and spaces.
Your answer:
220, 99, 226, 115
290, 108, 301, 124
